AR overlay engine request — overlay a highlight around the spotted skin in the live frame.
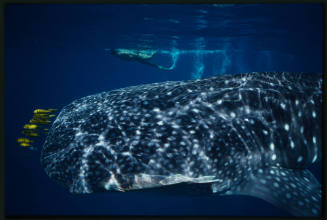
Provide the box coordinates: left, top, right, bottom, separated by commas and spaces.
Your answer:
41, 72, 322, 216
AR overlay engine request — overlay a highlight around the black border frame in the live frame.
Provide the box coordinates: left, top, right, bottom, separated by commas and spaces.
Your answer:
1, 1, 326, 220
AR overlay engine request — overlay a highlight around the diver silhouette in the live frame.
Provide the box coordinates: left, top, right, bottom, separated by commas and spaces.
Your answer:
109, 48, 174, 71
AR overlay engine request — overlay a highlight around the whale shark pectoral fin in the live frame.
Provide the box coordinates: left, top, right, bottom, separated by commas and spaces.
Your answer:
228, 167, 321, 217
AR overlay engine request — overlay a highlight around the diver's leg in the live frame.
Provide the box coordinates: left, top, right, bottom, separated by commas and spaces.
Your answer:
140, 51, 180, 71
138, 59, 172, 71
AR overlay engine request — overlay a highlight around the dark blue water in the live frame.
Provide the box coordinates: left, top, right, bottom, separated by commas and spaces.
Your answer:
5, 3, 323, 216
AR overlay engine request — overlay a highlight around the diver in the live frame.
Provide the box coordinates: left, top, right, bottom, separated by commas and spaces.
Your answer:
108, 48, 176, 71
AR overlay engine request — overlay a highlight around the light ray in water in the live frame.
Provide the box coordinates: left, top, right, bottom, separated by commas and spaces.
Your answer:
192, 37, 206, 79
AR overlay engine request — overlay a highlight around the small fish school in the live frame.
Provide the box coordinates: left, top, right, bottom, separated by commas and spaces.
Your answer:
17, 108, 57, 150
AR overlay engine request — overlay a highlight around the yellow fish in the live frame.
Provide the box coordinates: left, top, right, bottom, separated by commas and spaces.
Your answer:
23, 124, 38, 129
22, 130, 39, 137
18, 108, 58, 150
33, 113, 49, 117
20, 142, 32, 147
33, 109, 57, 114
17, 137, 33, 143
33, 109, 51, 114
29, 119, 51, 124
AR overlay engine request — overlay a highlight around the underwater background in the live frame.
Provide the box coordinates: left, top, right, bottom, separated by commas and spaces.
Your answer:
5, 3, 323, 216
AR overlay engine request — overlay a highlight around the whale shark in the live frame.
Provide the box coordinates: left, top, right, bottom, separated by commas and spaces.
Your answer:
40, 72, 322, 216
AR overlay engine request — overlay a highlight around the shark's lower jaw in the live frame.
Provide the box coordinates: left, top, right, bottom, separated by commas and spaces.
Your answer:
41, 72, 322, 217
